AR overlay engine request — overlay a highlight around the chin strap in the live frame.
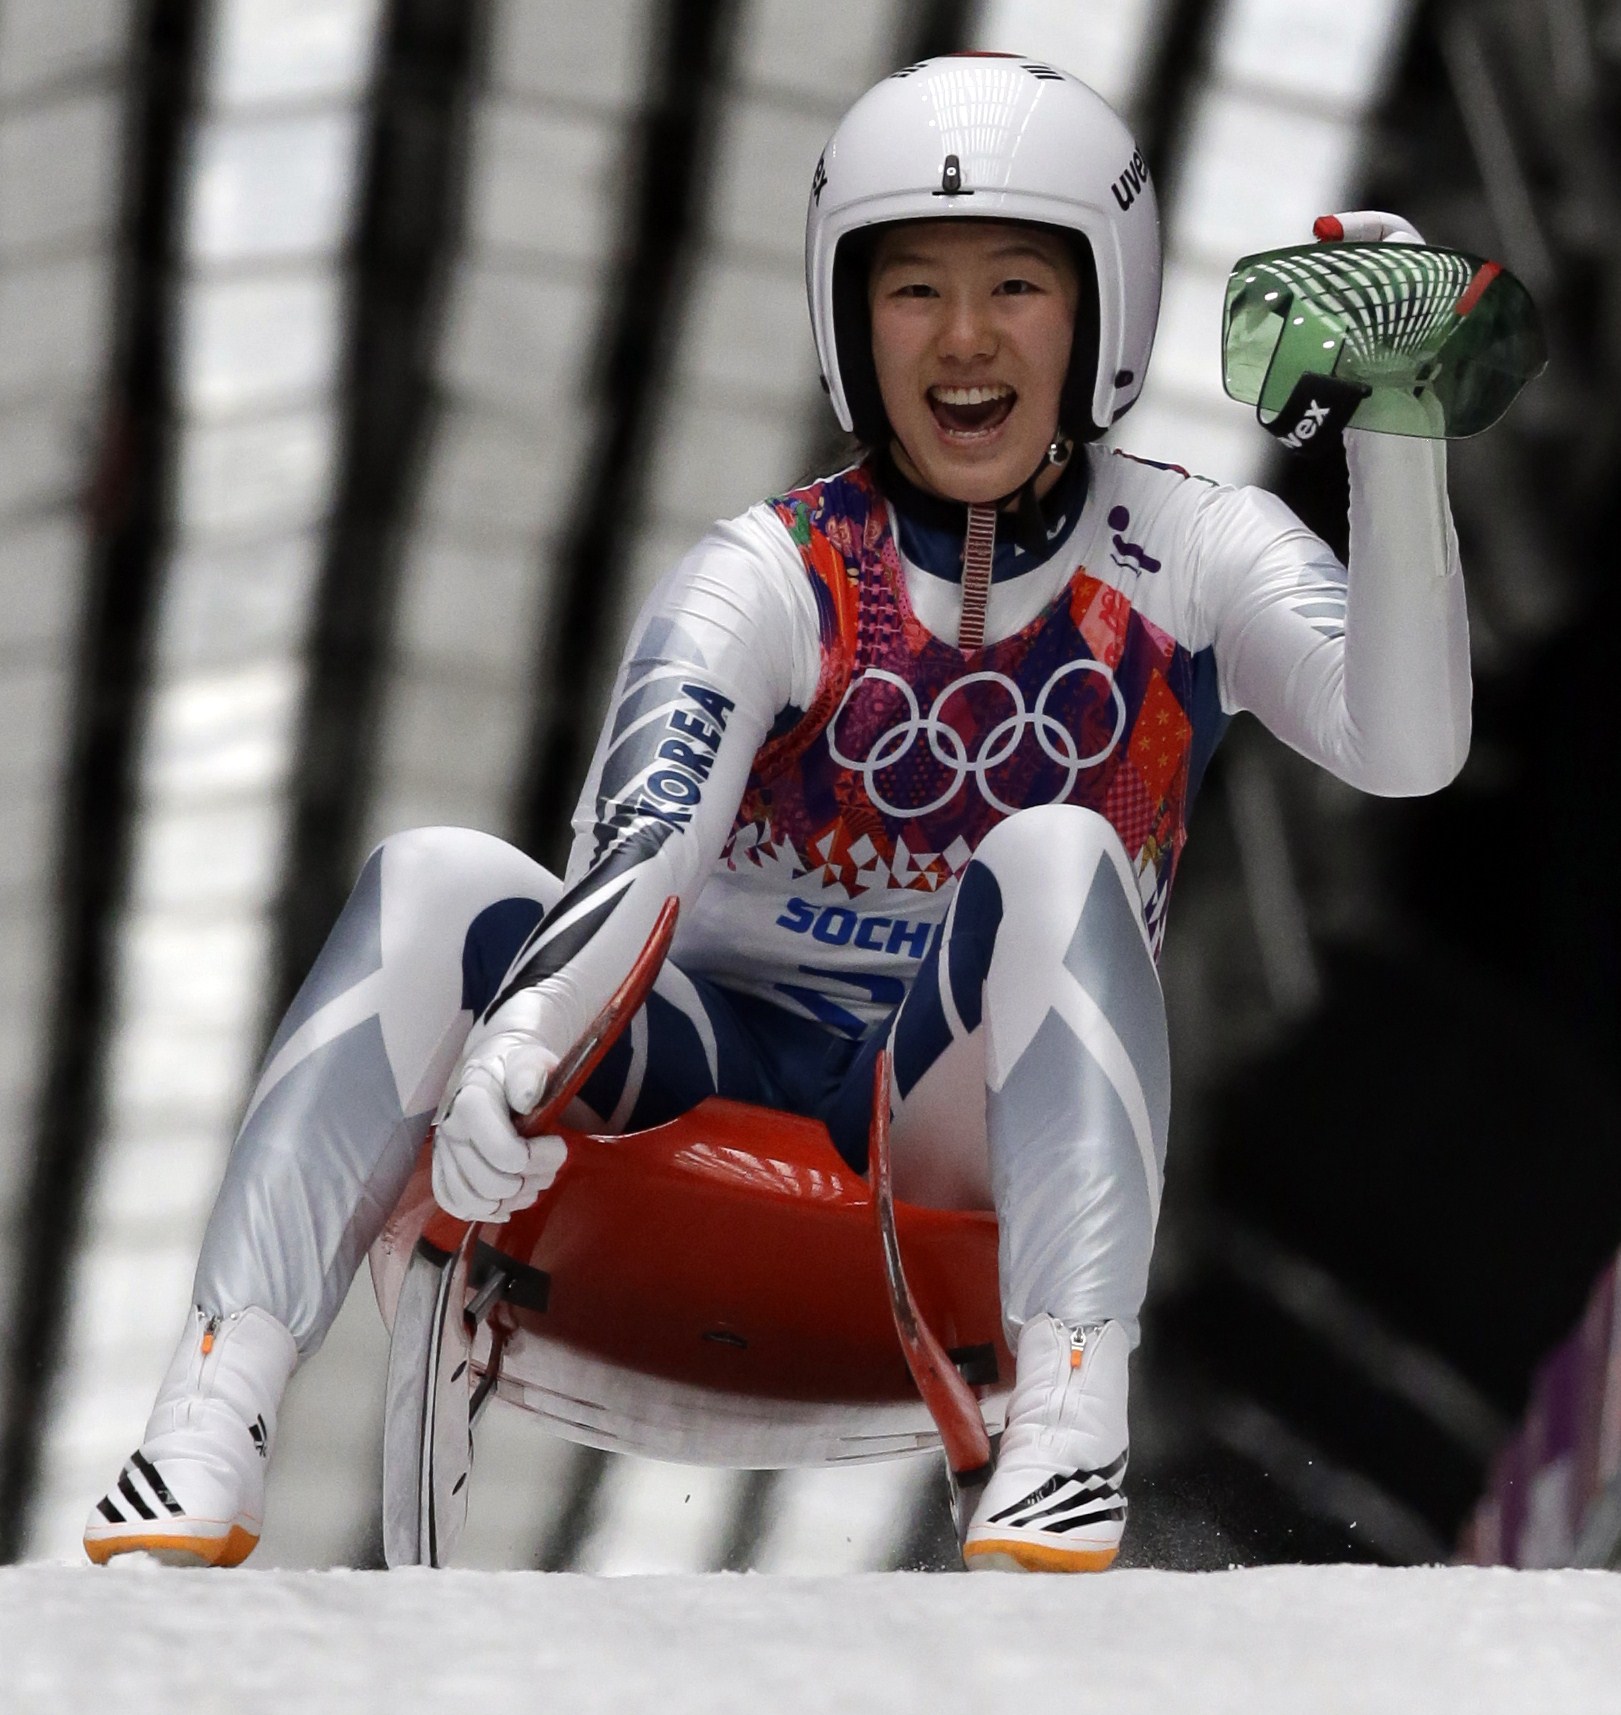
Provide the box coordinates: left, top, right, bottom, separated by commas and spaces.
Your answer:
956, 434, 1073, 651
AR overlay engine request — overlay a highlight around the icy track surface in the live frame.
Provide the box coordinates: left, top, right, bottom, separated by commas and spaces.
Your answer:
6, 1563, 1620, 1713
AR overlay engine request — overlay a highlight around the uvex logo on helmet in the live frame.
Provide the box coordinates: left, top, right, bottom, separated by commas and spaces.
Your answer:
1112, 151, 1150, 212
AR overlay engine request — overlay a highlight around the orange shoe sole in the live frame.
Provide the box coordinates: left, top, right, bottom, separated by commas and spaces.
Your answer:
84, 1524, 259, 1569
963, 1537, 1118, 1573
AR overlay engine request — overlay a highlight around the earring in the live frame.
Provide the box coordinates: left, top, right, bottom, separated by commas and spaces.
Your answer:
1047, 434, 1073, 469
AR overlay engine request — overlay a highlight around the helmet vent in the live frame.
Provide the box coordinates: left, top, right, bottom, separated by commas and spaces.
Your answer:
888, 63, 925, 79
1022, 63, 1065, 80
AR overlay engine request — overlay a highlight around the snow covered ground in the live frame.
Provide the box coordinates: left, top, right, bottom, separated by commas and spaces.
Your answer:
5, 1563, 1619, 1713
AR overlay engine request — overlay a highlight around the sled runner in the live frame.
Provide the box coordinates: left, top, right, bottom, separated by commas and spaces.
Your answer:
370, 899, 1009, 1567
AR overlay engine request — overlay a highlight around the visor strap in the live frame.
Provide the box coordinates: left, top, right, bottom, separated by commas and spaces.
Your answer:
958, 505, 997, 650
1262, 372, 1371, 457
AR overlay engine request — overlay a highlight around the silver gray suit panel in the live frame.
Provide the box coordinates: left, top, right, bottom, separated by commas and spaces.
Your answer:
194, 828, 563, 1353
261, 845, 386, 1067
1067, 848, 1172, 1140
990, 1009, 1157, 1344
197, 1015, 429, 1355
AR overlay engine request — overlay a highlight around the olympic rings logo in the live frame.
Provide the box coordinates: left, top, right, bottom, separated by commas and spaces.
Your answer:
826, 662, 1127, 819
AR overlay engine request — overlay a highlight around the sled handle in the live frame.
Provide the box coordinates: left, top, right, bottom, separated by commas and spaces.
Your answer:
422, 896, 679, 1250
868, 1049, 993, 1483
513, 894, 680, 1139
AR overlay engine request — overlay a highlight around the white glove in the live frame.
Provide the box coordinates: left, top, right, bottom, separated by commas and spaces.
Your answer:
432, 987, 568, 1223
1314, 209, 1426, 246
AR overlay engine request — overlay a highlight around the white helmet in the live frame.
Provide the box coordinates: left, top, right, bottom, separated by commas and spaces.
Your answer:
806, 53, 1162, 443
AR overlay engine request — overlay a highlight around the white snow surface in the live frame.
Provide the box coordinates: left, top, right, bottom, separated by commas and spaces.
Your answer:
5, 1563, 1620, 1714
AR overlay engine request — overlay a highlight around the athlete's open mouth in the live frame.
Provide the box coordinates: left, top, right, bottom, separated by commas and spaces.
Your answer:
927, 383, 1016, 437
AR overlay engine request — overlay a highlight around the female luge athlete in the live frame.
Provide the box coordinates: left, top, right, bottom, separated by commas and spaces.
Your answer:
87, 54, 1469, 1573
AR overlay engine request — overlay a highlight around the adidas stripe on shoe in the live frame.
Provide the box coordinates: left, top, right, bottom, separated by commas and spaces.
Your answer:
962, 1450, 1127, 1572
964, 1316, 1131, 1573
84, 1305, 296, 1568
86, 1450, 259, 1568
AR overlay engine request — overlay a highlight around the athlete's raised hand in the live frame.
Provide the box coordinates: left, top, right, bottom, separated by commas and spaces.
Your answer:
1313, 210, 1425, 246
432, 989, 566, 1222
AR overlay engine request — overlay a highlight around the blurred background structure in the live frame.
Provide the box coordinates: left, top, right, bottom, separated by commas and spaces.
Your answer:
0, 0, 1616, 1572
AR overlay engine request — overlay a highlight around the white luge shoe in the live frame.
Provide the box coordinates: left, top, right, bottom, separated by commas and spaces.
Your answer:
963, 1315, 1130, 1573
84, 1305, 297, 1567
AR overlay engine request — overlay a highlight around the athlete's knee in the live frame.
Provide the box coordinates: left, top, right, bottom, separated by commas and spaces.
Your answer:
970, 811, 1160, 1063
937, 809, 1139, 1014
365, 825, 556, 916
368, 824, 514, 883
974, 804, 1128, 884
973, 807, 1136, 940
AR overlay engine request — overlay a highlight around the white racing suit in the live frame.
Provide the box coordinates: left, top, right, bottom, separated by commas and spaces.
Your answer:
195, 433, 1469, 1357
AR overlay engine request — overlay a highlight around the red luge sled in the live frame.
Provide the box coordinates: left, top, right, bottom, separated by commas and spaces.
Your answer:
370, 899, 1008, 1567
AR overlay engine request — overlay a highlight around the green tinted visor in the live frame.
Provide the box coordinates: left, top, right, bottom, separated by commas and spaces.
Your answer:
1222, 242, 1548, 439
